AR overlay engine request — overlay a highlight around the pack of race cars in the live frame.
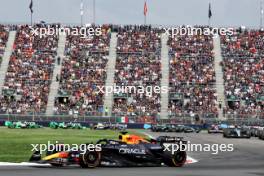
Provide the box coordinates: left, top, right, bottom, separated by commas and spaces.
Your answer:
221, 125, 264, 139
259, 128, 264, 140
49, 122, 86, 129
3, 121, 127, 131
90, 123, 127, 131
151, 123, 264, 140
151, 124, 201, 133
4, 121, 42, 129
3, 120, 264, 140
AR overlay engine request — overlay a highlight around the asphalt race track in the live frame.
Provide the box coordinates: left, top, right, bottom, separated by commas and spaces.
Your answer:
0, 131, 263, 176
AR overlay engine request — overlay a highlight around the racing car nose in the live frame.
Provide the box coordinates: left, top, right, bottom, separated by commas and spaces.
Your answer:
43, 152, 69, 161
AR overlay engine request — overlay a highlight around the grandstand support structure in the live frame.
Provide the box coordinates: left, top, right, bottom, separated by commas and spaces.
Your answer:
160, 34, 170, 119
45, 34, 67, 116
0, 31, 16, 94
213, 35, 226, 120
103, 32, 117, 116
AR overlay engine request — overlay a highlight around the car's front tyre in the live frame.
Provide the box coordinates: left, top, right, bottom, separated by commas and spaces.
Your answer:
163, 151, 187, 167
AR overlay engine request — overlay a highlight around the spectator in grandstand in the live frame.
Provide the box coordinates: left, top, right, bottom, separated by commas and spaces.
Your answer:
221, 29, 264, 119
168, 34, 218, 118
0, 25, 9, 64
0, 25, 58, 114
54, 25, 111, 116
113, 26, 162, 122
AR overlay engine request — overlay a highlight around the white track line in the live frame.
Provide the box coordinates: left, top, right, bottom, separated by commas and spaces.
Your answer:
186, 156, 198, 164
0, 162, 50, 166
0, 158, 197, 167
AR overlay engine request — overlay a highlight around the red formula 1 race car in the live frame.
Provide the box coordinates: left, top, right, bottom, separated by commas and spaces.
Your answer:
29, 132, 187, 168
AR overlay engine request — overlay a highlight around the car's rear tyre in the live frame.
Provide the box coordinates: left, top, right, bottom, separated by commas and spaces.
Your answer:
164, 151, 186, 167
80, 151, 101, 168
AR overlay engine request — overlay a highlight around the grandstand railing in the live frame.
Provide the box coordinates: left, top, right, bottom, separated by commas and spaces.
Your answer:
0, 113, 263, 125
224, 113, 264, 120
0, 114, 118, 123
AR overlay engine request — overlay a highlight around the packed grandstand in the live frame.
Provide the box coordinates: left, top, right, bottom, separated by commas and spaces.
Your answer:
0, 24, 263, 123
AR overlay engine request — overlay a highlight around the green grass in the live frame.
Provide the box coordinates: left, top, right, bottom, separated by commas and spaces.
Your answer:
0, 127, 123, 163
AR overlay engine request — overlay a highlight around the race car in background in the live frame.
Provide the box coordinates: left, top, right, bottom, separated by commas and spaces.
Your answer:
183, 126, 201, 133
90, 123, 110, 130
247, 126, 264, 137
49, 122, 86, 129
208, 124, 224, 134
5, 121, 42, 129
29, 133, 187, 168
111, 123, 127, 130
90, 123, 127, 130
151, 124, 167, 132
258, 128, 264, 140
248, 126, 259, 137
151, 124, 200, 133
223, 126, 251, 138
151, 124, 184, 132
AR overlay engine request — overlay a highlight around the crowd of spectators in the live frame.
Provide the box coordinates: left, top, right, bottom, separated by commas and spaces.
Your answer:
221, 29, 264, 118
0, 25, 58, 114
113, 26, 162, 122
0, 23, 263, 121
54, 25, 111, 115
168, 34, 218, 118
116, 25, 161, 54
66, 26, 110, 55
0, 25, 9, 64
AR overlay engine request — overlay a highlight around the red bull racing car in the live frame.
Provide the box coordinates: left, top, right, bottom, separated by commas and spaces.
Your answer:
29, 132, 187, 168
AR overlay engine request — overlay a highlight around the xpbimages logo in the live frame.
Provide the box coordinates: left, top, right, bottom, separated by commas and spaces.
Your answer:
30, 24, 102, 38
163, 26, 234, 37
163, 141, 234, 155
96, 85, 169, 97
31, 141, 102, 154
